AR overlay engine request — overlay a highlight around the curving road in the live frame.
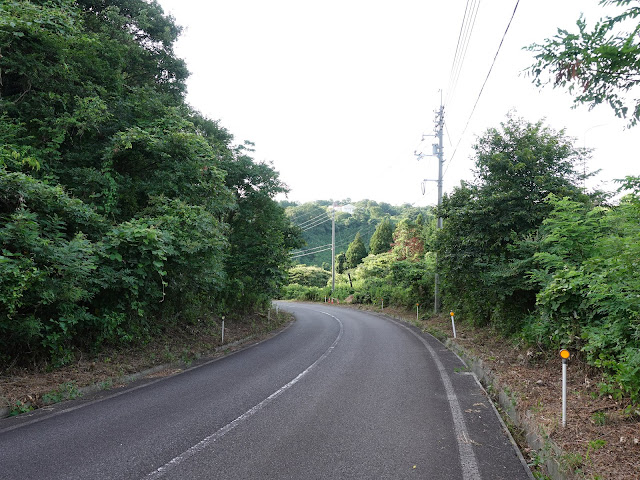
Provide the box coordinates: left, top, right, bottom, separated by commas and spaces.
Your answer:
0, 302, 532, 479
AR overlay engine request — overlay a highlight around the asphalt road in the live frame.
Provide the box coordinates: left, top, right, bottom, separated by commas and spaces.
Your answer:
0, 302, 532, 479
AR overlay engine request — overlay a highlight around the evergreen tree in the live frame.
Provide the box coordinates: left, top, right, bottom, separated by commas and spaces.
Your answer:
391, 219, 424, 261
345, 232, 367, 269
336, 252, 347, 274
369, 218, 393, 255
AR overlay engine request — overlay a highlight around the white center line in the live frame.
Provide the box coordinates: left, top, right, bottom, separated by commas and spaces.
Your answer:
144, 311, 343, 479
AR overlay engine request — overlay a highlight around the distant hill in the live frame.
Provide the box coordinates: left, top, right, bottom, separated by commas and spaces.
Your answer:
282, 200, 433, 268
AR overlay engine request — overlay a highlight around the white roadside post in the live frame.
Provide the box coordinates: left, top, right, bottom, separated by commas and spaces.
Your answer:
381, 298, 384, 310
560, 349, 570, 427
221, 316, 225, 344
450, 311, 457, 339
416, 303, 419, 321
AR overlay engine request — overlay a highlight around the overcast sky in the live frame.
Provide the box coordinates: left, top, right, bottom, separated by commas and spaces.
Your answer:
158, 0, 638, 207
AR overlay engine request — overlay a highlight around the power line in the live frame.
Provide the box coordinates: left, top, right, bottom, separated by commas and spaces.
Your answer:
335, 223, 378, 253
448, 0, 481, 107
444, 122, 454, 148
446, 0, 471, 89
287, 205, 332, 224
301, 216, 332, 231
287, 210, 317, 224
445, 0, 481, 108
446, 0, 520, 175
290, 246, 333, 260
296, 211, 330, 229
291, 243, 332, 255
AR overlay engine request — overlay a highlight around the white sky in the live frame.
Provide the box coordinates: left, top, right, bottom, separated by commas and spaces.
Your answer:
158, 0, 639, 207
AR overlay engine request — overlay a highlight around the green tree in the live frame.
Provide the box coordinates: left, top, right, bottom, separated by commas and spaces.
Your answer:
220, 143, 303, 310
527, 0, 640, 125
336, 252, 347, 274
391, 219, 425, 261
345, 232, 367, 269
369, 217, 393, 255
0, 0, 302, 366
288, 265, 331, 288
436, 115, 586, 331
522, 184, 640, 403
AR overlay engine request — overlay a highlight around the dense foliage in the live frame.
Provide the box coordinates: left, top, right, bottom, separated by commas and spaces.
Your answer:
435, 116, 639, 405
0, 0, 300, 366
281, 214, 436, 311
284, 199, 431, 267
436, 116, 587, 333
526, 187, 640, 404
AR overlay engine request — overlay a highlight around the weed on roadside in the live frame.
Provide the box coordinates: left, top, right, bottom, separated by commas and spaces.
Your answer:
423, 326, 447, 342
42, 382, 81, 405
9, 400, 33, 416
590, 411, 607, 426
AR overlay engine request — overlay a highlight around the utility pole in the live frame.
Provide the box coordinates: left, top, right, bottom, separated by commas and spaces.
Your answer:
331, 203, 336, 294
434, 99, 444, 313
415, 95, 444, 314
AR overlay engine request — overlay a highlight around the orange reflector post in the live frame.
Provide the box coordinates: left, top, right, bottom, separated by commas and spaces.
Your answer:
560, 349, 570, 359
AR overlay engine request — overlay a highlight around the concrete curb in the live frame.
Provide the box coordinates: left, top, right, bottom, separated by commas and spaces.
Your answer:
446, 339, 572, 480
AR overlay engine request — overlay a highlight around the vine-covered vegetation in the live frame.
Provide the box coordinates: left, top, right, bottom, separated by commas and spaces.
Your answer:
0, 0, 302, 367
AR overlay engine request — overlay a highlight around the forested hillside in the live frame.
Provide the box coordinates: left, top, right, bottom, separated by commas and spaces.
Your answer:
0, 0, 302, 367
283, 200, 432, 268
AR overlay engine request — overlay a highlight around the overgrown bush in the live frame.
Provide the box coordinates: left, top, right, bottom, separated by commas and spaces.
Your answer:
288, 265, 331, 288
279, 284, 330, 302
0, 1, 301, 367
521, 187, 640, 403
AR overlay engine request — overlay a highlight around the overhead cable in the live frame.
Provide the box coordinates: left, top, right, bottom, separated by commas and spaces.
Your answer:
301, 217, 332, 231
445, 0, 520, 176
445, 0, 481, 108
290, 246, 333, 259
290, 243, 332, 256
295, 211, 331, 228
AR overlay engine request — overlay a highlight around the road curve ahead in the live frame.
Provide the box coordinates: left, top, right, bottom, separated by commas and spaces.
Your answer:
0, 302, 532, 479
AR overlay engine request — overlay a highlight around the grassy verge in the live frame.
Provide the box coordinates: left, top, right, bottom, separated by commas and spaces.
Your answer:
1, 307, 293, 417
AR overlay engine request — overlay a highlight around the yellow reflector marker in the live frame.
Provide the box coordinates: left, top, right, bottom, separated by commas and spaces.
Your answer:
450, 311, 454, 316
560, 349, 570, 359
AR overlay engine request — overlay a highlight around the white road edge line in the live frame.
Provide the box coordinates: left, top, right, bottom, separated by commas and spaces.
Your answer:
144, 311, 344, 479
0, 321, 297, 435
387, 318, 482, 480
